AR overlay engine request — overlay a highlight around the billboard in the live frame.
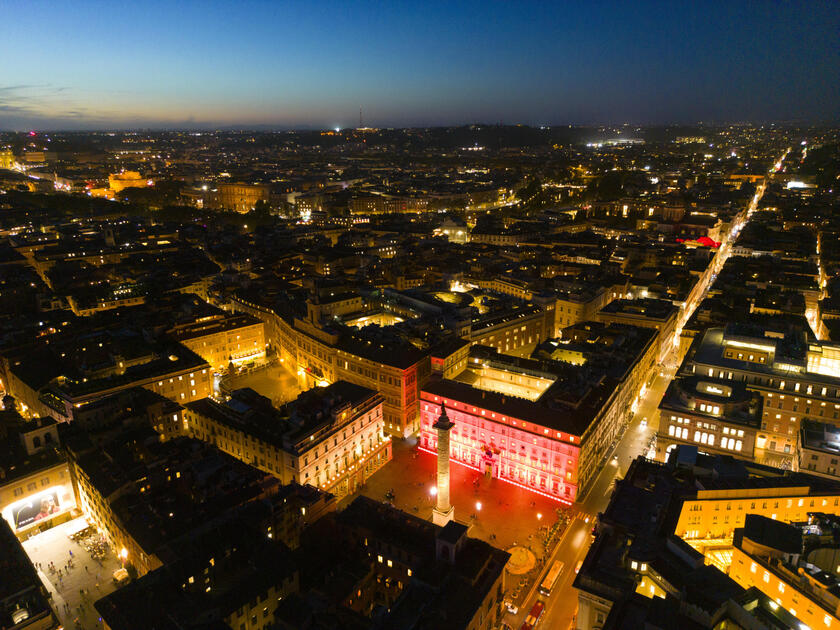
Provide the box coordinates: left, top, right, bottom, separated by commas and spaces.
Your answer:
11, 490, 61, 530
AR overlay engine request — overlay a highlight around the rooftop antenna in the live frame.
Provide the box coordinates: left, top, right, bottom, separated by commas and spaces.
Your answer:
359, 106, 363, 128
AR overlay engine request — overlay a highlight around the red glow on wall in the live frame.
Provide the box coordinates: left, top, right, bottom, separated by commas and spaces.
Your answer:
419, 395, 579, 502
676, 236, 720, 248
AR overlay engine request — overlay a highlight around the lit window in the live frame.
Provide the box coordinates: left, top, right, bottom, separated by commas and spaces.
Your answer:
377, 555, 383, 563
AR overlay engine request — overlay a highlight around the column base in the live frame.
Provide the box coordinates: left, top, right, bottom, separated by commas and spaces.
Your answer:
432, 505, 454, 527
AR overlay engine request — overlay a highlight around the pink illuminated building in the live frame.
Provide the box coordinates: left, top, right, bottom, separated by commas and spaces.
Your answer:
420, 379, 581, 503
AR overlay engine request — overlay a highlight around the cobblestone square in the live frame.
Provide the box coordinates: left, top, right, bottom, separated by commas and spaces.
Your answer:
349, 438, 571, 558
22, 517, 124, 630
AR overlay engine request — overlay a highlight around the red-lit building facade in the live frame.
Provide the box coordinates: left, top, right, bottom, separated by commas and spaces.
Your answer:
419, 380, 581, 503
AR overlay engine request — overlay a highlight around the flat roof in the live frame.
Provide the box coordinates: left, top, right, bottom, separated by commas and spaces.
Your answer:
422, 378, 586, 437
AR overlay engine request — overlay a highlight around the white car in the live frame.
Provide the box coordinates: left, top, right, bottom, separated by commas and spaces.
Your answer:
504, 601, 518, 614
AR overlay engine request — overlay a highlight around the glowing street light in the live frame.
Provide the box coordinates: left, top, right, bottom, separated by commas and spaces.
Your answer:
537, 512, 543, 521
429, 486, 437, 497
475, 501, 482, 512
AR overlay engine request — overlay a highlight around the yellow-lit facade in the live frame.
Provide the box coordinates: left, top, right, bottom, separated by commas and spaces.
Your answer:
185, 390, 391, 500
170, 316, 266, 371
108, 170, 150, 193
68, 456, 163, 577
0, 461, 75, 541
676, 486, 840, 541
670, 484, 840, 630
469, 307, 553, 355
468, 361, 555, 402
691, 331, 840, 469
730, 547, 840, 630
231, 295, 428, 438
0, 148, 14, 170
5, 360, 213, 422
213, 183, 271, 213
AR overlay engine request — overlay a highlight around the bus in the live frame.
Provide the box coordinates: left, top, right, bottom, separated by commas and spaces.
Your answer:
537, 560, 565, 596
519, 601, 545, 630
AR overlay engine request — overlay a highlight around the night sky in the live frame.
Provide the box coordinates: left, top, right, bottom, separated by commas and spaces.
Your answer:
3, 0, 839, 130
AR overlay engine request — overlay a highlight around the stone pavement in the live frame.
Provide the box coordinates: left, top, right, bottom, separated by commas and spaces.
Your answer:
349, 437, 571, 558
224, 362, 301, 406
22, 517, 123, 630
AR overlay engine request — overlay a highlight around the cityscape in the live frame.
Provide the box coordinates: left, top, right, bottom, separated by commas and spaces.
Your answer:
2, 3, 840, 630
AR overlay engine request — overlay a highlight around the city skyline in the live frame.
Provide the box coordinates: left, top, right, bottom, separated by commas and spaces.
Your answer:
2, 0, 840, 130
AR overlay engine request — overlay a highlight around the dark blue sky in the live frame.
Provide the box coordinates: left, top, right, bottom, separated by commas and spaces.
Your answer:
3, 0, 839, 130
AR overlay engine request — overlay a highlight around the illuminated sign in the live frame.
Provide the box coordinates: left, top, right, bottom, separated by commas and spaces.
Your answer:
2, 485, 74, 532
10, 490, 61, 530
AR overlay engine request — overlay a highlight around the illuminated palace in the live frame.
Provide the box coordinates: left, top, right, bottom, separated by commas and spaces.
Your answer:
420, 322, 658, 502
575, 447, 840, 630
680, 324, 840, 469
185, 381, 391, 500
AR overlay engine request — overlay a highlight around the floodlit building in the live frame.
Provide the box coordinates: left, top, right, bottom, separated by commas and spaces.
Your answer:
685, 324, 840, 469
231, 292, 430, 437
656, 374, 764, 463
595, 297, 680, 362
211, 182, 271, 213
0, 414, 74, 541
185, 381, 390, 500
168, 313, 265, 371
574, 446, 840, 630
420, 323, 658, 501
108, 170, 150, 193
729, 513, 840, 630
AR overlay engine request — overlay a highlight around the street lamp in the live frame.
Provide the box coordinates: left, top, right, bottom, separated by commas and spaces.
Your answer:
475, 501, 482, 512
537, 513, 543, 521
429, 486, 437, 497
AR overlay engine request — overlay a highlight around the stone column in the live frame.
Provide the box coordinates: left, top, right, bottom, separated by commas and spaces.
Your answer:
432, 406, 455, 526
